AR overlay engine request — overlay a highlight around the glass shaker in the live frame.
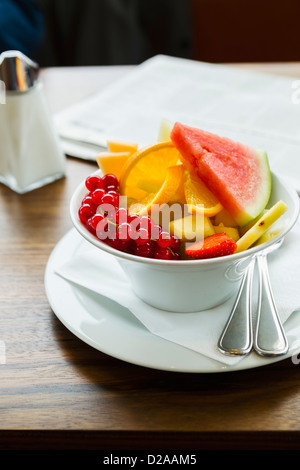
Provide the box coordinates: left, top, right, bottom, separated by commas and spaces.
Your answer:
0, 50, 66, 193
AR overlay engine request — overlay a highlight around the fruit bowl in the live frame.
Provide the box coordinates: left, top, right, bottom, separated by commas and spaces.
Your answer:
70, 170, 299, 312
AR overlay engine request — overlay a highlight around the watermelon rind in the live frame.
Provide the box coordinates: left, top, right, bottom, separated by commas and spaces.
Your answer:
170, 122, 272, 227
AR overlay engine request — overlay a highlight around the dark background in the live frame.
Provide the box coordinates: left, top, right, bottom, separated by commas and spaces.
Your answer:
35, 0, 300, 67
1, 0, 300, 67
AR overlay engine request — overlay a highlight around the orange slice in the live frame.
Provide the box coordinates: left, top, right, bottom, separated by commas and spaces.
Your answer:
119, 141, 181, 200
128, 165, 184, 216
183, 170, 223, 217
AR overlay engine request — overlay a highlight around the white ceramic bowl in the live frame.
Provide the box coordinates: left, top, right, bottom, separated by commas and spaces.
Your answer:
70, 170, 299, 312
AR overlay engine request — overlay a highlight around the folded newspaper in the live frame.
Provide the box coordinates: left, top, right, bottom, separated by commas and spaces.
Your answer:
54, 54, 300, 192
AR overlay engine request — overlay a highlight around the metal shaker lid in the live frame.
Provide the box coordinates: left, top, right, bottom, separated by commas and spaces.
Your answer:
0, 50, 39, 92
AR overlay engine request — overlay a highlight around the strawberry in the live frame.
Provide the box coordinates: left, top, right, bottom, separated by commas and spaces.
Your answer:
185, 232, 237, 259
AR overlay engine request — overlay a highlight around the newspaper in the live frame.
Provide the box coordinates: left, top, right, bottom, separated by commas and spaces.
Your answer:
54, 54, 300, 191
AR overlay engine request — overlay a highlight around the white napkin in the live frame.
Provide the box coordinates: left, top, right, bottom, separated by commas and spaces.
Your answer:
55, 219, 300, 366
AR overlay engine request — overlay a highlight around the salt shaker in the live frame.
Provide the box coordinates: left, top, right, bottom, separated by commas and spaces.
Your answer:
0, 50, 66, 193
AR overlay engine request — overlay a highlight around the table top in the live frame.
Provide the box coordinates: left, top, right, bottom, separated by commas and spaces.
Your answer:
1, 61, 300, 452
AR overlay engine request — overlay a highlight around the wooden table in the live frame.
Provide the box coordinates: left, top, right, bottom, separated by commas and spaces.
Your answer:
1, 62, 300, 452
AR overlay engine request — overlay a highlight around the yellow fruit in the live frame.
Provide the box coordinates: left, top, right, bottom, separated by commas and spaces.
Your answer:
213, 223, 240, 242
254, 229, 283, 246
235, 200, 288, 253
239, 210, 268, 236
213, 208, 239, 227
158, 118, 173, 142
107, 140, 138, 153
96, 151, 131, 179
183, 170, 223, 217
128, 165, 184, 216
119, 141, 182, 200
169, 214, 215, 242
96, 140, 139, 178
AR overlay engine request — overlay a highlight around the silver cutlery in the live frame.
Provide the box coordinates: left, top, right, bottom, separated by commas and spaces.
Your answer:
218, 257, 255, 356
218, 239, 288, 357
254, 240, 289, 356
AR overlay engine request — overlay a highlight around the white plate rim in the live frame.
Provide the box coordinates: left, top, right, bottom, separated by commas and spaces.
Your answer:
44, 229, 300, 373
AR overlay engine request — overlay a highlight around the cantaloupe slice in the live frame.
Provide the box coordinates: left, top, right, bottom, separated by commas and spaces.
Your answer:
96, 151, 131, 179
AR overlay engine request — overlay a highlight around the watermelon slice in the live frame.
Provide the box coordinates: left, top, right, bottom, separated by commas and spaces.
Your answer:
170, 122, 271, 227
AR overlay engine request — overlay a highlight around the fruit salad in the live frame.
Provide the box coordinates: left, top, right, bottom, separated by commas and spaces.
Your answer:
78, 120, 288, 260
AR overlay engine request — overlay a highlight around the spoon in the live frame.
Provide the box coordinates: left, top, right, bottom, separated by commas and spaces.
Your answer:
218, 239, 287, 357
254, 239, 289, 357
218, 256, 255, 356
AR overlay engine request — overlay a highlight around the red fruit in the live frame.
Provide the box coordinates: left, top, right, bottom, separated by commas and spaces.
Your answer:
185, 232, 237, 259
117, 222, 133, 241
115, 207, 130, 224
139, 216, 153, 231
157, 231, 172, 248
135, 228, 151, 245
101, 173, 119, 191
78, 204, 95, 224
85, 175, 103, 192
154, 246, 172, 260
134, 241, 154, 258
170, 235, 181, 252
109, 238, 130, 251
101, 191, 119, 207
88, 213, 105, 230
91, 188, 105, 205
151, 223, 162, 240
95, 217, 109, 240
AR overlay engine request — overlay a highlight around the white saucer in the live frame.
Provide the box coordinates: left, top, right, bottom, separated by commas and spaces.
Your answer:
44, 229, 300, 373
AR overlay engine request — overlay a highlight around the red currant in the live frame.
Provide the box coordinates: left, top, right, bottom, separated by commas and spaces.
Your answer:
128, 214, 141, 234
107, 190, 119, 206
109, 238, 130, 251
134, 242, 154, 258
101, 174, 119, 191
101, 192, 119, 207
78, 204, 95, 224
135, 228, 150, 245
151, 223, 162, 240
128, 213, 140, 224
88, 213, 105, 231
154, 246, 172, 260
157, 231, 172, 248
139, 216, 154, 232
95, 217, 109, 240
117, 222, 133, 241
85, 175, 103, 192
91, 188, 105, 205
170, 235, 181, 252
115, 207, 130, 224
